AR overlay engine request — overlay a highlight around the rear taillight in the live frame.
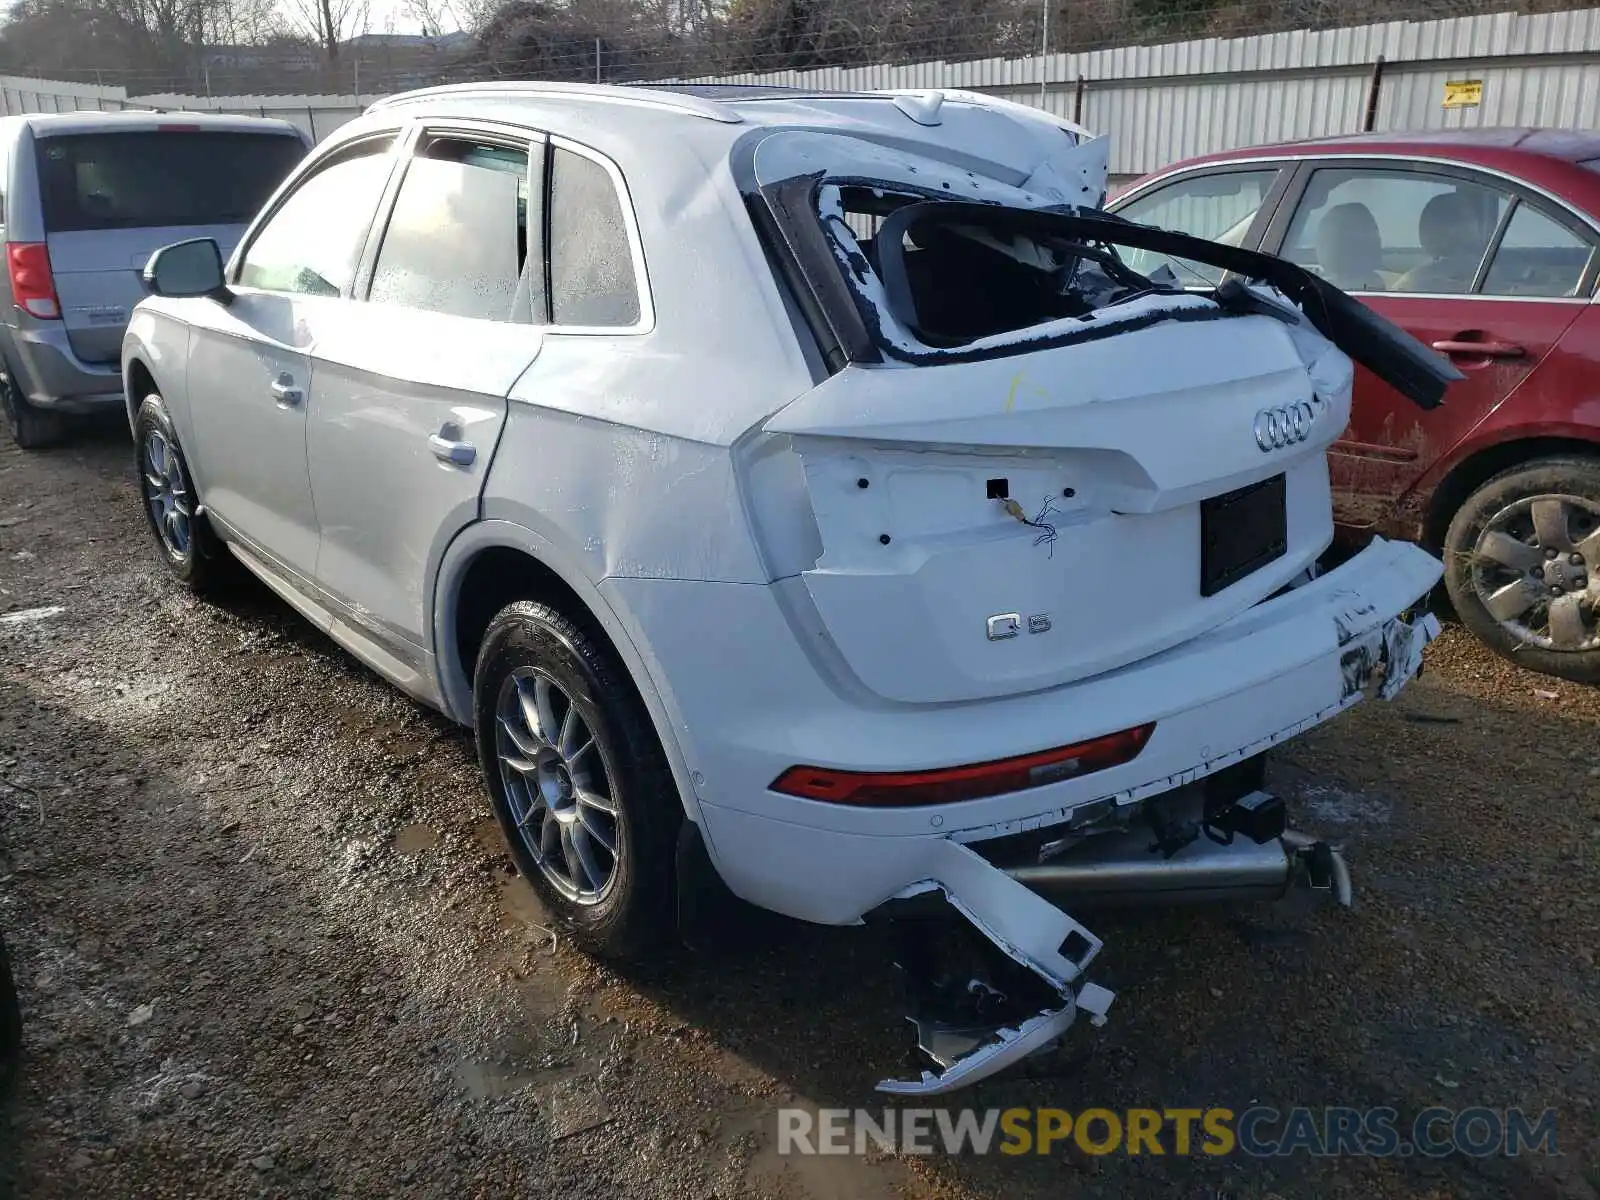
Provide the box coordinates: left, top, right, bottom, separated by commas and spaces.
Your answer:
770, 723, 1155, 807
6, 243, 59, 320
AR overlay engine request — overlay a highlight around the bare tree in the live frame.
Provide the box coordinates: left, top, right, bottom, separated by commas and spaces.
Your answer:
403, 0, 448, 35
282, 0, 371, 61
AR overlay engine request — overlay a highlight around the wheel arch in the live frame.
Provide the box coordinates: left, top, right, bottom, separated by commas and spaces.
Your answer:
432, 521, 706, 829
124, 356, 157, 432
1420, 433, 1600, 552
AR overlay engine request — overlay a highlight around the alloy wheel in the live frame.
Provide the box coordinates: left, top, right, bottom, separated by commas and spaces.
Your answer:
494, 666, 619, 904
141, 430, 193, 558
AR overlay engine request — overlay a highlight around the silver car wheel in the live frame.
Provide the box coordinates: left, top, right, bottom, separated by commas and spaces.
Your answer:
142, 429, 193, 558
494, 666, 619, 904
1471, 492, 1600, 652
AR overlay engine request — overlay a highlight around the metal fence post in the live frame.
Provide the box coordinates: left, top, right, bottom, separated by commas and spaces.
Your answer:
1362, 54, 1386, 132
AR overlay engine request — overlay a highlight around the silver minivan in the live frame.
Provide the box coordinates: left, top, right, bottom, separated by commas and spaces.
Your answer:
0, 111, 309, 448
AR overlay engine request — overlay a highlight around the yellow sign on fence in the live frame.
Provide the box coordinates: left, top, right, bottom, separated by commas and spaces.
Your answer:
1443, 79, 1484, 108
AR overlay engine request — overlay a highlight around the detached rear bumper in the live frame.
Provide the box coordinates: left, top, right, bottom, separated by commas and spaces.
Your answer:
612, 536, 1440, 925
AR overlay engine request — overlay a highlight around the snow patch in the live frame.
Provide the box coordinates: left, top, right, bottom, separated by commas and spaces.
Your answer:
1297, 784, 1391, 826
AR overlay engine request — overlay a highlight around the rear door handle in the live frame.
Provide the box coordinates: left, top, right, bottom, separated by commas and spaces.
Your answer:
429, 433, 476, 467
1431, 339, 1525, 359
269, 373, 303, 407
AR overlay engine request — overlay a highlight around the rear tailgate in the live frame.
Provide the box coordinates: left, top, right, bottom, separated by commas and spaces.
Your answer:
35, 128, 306, 364
765, 309, 1345, 704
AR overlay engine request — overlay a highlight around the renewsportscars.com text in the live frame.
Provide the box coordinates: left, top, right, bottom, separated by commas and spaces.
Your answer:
777, 1106, 1559, 1158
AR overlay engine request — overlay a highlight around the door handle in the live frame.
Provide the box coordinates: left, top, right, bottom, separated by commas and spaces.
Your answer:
429, 433, 476, 467
1431, 339, 1525, 359
269, 373, 303, 406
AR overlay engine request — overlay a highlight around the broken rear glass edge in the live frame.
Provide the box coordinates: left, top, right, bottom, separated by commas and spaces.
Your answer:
808, 174, 1231, 366
758, 168, 1462, 408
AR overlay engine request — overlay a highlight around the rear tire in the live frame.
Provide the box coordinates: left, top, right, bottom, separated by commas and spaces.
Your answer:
473, 600, 680, 963
0, 362, 67, 450
133, 394, 234, 595
1442, 456, 1600, 683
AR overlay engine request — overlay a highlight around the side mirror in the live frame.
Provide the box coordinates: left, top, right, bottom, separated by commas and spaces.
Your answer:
142, 238, 230, 303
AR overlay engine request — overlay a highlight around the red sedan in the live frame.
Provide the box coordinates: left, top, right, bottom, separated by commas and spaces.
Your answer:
1110, 128, 1600, 682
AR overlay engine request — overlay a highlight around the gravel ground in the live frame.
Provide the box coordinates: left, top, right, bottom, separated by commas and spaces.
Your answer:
0, 419, 1595, 1200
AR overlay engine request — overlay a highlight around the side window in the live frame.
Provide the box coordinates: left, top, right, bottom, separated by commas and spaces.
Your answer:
1114, 169, 1280, 287
1281, 167, 1508, 295
236, 140, 394, 297
368, 136, 532, 323
548, 145, 640, 327
1481, 202, 1595, 298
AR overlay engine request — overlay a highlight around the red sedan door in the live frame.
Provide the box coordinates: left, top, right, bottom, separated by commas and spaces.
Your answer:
1267, 161, 1590, 534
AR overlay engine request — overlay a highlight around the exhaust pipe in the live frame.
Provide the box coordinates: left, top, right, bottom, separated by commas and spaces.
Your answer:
1004, 815, 1351, 908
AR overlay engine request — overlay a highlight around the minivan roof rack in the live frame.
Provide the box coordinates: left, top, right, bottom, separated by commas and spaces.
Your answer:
366, 81, 745, 124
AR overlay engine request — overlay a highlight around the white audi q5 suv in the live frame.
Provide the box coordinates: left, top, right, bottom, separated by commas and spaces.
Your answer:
123, 81, 1453, 1094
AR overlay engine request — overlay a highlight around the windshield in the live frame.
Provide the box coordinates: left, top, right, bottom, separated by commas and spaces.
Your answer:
36, 130, 306, 233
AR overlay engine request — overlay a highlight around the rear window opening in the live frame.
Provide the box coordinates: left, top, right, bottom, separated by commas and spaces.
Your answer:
822, 184, 1184, 354
35, 131, 307, 234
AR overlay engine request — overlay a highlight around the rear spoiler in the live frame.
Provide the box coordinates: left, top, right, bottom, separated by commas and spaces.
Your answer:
876, 201, 1462, 411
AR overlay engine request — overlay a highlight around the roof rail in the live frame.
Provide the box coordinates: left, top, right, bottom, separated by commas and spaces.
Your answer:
366, 81, 745, 124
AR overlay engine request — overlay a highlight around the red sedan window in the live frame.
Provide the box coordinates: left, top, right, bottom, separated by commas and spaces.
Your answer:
1481, 203, 1594, 298
1112, 168, 1279, 287
1281, 167, 1508, 295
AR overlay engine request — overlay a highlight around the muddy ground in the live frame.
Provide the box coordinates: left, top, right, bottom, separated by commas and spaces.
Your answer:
0, 419, 1594, 1200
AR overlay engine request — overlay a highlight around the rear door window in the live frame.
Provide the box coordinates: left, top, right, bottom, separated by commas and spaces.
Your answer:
368, 136, 532, 322
34, 130, 306, 233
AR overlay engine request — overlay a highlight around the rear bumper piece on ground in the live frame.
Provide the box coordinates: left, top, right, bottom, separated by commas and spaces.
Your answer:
4, 324, 123, 411
874, 812, 1361, 1096
871, 839, 1117, 1097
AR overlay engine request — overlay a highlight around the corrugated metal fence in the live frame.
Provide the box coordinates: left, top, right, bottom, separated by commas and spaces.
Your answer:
5, 6, 1600, 177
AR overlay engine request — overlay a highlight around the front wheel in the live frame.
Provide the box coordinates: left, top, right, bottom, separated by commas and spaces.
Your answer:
473, 601, 680, 962
1442, 457, 1600, 683
133, 394, 233, 594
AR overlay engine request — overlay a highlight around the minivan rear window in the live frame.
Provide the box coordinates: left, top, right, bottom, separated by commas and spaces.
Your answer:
35, 131, 307, 233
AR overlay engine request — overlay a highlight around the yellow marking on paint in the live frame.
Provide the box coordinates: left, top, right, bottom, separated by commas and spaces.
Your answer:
1006, 371, 1030, 413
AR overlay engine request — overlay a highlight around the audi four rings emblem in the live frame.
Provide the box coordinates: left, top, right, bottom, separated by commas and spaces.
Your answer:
1253, 401, 1317, 452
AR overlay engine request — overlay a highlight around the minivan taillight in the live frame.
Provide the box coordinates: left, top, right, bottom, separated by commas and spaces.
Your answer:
6, 243, 59, 320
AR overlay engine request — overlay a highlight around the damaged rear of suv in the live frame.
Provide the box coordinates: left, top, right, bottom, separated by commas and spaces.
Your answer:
686, 92, 1455, 1094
